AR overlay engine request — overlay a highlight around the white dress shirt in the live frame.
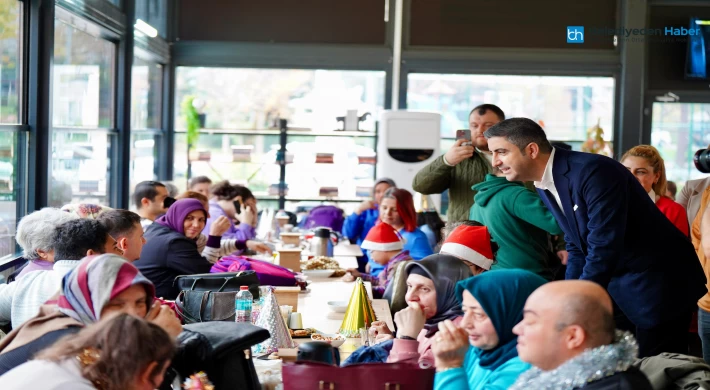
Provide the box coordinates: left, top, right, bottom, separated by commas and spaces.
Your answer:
534, 148, 565, 216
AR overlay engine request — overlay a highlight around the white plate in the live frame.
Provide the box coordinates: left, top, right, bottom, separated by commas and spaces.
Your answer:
302, 269, 335, 278
327, 301, 348, 313
311, 333, 346, 348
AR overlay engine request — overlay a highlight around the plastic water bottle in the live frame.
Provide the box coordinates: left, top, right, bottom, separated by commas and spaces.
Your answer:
235, 286, 253, 323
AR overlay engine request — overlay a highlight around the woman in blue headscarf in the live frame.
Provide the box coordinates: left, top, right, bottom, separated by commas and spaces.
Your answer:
431, 269, 547, 390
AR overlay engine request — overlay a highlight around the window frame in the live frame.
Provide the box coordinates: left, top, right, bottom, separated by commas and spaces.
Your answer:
50, 7, 121, 207
405, 71, 618, 143
0, 0, 28, 261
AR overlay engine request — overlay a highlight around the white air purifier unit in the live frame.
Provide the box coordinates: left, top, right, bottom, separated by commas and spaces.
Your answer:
377, 111, 442, 212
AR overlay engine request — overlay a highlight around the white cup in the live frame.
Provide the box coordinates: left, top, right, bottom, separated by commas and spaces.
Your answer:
289, 312, 303, 329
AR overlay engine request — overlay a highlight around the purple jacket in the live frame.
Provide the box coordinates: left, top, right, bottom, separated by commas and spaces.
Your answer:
202, 201, 256, 241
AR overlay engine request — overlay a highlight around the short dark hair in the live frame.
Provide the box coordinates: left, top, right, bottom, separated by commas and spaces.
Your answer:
469, 104, 506, 121
52, 219, 110, 260
98, 209, 141, 239
212, 180, 255, 202
484, 118, 553, 154
133, 181, 166, 209
189, 176, 212, 188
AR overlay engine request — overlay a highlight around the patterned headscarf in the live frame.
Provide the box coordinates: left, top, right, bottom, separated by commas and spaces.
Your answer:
57, 254, 156, 324
60, 203, 113, 219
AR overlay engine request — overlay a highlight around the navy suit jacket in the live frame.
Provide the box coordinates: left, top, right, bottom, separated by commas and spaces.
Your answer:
536, 148, 705, 329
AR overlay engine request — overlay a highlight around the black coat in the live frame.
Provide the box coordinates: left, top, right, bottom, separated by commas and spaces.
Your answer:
134, 223, 213, 300
582, 367, 653, 390
537, 148, 705, 329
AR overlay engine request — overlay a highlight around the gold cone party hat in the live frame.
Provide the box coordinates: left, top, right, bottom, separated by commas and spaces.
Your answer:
339, 277, 377, 337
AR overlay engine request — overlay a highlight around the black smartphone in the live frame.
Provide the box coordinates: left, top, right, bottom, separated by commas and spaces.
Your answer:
233, 200, 242, 215
163, 196, 176, 209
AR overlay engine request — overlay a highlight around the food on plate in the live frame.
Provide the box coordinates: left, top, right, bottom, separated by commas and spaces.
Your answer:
301, 256, 341, 271
331, 269, 346, 278
311, 334, 345, 342
291, 328, 318, 338
268, 352, 280, 360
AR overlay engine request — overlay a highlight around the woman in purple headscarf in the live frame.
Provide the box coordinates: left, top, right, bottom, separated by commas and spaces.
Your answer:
134, 198, 247, 299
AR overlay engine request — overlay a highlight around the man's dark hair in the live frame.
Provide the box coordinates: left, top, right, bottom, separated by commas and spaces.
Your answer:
469, 104, 506, 121
484, 117, 553, 154
98, 210, 141, 239
189, 176, 212, 188
52, 219, 110, 260
133, 181, 166, 209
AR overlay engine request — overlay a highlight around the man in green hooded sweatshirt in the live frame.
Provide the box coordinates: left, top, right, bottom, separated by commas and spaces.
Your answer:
469, 167, 563, 279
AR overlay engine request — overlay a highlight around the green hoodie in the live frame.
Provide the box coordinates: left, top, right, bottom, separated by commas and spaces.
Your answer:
469, 174, 563, 279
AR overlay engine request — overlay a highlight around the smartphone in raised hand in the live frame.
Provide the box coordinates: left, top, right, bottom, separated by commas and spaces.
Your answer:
456, 129, 472, 146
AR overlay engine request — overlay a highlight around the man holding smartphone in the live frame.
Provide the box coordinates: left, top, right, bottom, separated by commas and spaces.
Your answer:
413, 104, 504, 222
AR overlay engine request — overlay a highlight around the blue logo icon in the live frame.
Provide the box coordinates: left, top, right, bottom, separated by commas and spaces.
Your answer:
567, 26, 584, 43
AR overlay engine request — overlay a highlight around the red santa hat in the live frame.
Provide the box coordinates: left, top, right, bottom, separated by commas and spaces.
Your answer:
361, 223, 405, 251
440, 225, 494, 270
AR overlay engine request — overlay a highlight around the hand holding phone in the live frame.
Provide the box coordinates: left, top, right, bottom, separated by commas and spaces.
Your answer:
445, 131, 475, 166
456, 129, 472, 146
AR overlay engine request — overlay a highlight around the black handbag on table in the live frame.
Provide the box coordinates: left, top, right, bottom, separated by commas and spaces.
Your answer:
174, 271, 260, 323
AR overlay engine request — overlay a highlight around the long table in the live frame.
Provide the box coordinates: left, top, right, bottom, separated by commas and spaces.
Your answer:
293, 275, 394, 358
253, 242, 388, 386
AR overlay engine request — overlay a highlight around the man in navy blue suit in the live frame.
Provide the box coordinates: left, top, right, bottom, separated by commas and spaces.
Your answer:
484, 117, 705, 357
